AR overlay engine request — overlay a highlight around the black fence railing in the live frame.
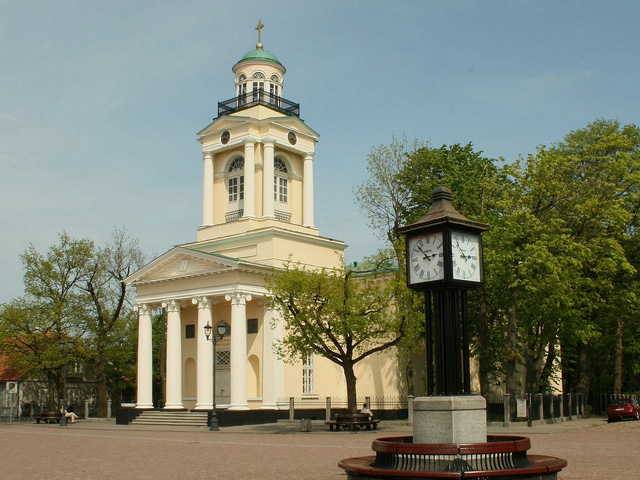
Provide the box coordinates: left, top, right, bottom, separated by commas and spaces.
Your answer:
485, 393, 586, 425
278, 396, 408, 422
218, 89, 300, 118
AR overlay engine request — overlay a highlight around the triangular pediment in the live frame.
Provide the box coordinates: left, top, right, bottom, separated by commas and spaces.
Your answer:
146, 255, 229, 281
125, 247, 239, 285
198, 113, 318, 140
198, 115, 253, 137
271, 116, 319, 139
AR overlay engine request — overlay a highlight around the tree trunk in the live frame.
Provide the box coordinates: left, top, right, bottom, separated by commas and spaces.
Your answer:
524, 340, 547, 394
477, 289, 490, 397
505, 286, 518, 400
343, 362, 358, 414
576, 341, 591, 400
405, 363, 415, 396
539, 344, 556, 393
614, 317, 623, 394
96, 338, 107, 417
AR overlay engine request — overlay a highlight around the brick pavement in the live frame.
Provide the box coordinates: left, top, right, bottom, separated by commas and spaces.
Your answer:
0, 417, 637, 479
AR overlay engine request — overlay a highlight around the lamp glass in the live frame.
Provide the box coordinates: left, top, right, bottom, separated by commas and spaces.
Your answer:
204, 321, 212, 340
216, 321, 229, 338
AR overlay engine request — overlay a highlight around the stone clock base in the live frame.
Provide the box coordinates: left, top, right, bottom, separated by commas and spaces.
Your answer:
412, 395, 486, 444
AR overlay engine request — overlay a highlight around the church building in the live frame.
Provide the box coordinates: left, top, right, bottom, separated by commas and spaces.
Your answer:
125, 24, 405, 412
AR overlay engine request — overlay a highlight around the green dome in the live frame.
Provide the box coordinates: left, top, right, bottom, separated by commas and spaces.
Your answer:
238, 48, 282, 65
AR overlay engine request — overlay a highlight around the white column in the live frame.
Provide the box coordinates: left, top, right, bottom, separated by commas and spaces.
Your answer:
262, 141, 275, 218
202, 152, 214, 226
163, 300, 184, 409
193, 297, 213, 410
135, 304, 153, 409
303, 153, 315, 227
226, 292, 252, 410
243, 141, 255, 218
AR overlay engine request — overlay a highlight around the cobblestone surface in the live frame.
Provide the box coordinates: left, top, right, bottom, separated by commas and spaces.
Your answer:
0, 417, 637, 479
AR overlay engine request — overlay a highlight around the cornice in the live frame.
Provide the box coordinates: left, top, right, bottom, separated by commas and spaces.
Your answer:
134, 283, 270, 306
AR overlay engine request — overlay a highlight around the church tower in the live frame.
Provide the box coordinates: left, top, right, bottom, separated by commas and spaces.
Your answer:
194, 21, 342, 269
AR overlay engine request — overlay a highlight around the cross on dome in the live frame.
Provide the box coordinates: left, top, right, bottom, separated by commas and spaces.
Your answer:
255, 19, 264, 49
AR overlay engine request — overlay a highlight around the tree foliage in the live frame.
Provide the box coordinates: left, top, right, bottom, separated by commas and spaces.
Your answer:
357, 120, 640, 400
0, 228, 144, 410
267, 260, 407, 412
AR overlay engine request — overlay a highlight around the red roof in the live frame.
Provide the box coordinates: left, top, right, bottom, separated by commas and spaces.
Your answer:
0, 356, 20, 381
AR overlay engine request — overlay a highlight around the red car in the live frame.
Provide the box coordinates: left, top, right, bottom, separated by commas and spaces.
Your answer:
607, 398, 640, 423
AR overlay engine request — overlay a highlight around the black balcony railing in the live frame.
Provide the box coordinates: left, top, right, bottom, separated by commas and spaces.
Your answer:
218, 89, 300, 118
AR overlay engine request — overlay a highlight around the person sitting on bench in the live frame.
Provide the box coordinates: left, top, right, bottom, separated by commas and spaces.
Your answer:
361, 403, 373, 420
60, 406, 79, 423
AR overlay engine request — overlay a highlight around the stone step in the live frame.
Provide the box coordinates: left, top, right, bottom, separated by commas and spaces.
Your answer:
130, 410, 209, 426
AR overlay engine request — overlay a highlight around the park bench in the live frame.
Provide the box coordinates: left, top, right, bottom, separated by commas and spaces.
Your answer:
34, 411, 63, 424
326, 413, 381, 431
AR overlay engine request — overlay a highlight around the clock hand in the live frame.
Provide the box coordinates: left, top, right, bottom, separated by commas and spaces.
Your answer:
415, 245, 432, 262
454, 239, 469, 262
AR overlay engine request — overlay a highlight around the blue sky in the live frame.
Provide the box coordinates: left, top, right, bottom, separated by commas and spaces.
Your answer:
1, 0, 639, 303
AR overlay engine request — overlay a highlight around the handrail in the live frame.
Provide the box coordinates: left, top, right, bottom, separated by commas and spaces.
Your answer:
218, 89, 300, 118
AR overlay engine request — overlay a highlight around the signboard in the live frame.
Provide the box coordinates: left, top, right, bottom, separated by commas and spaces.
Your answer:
516, 399, 527, 418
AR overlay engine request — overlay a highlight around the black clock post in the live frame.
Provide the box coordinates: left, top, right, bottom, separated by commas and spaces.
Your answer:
339, 187, 567, 479
398, 186, 488, 398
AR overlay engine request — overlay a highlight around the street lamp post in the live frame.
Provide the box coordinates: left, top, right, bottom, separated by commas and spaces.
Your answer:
204, 320, 229, 431
57, 339, 74, 427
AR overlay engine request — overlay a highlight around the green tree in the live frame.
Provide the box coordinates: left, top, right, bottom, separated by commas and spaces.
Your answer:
354, 139, 426, 394
398, 142, 502, 395
267, 261, 405, 413
549, 120, 640, 398
0, 233, 93, 405
83, 227, 145, 415
356, 140, 502, 395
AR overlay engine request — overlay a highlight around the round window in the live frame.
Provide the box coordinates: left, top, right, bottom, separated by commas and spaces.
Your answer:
288, 132, 297, 145
221, 131, 230, 145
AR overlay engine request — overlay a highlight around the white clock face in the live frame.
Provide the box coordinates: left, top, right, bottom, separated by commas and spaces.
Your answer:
408, 232, 444, 284
451, 231, 481, 282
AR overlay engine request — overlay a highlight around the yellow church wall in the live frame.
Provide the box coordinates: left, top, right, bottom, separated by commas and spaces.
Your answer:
281, 352, 407, 401
180, 304, 198, 410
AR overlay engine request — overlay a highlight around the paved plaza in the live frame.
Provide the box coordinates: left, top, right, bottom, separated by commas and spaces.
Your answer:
1, 417, 638, 479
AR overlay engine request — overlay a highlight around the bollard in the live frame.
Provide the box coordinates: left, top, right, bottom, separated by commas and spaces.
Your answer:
107, 400, 111, 420
408, 395, 414, 426
84, 399, 89, 420
503, 394, 510, 427
300, 418, 311, 432
289, 397, 294, 421
325, 397, 331, 421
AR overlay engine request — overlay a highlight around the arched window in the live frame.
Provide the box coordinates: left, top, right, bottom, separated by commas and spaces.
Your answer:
252, 72, 265, 101
237, 74, 247, 105
228, 157, 244, 205
274, 157, 288, 205
269, 75, 281, 106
